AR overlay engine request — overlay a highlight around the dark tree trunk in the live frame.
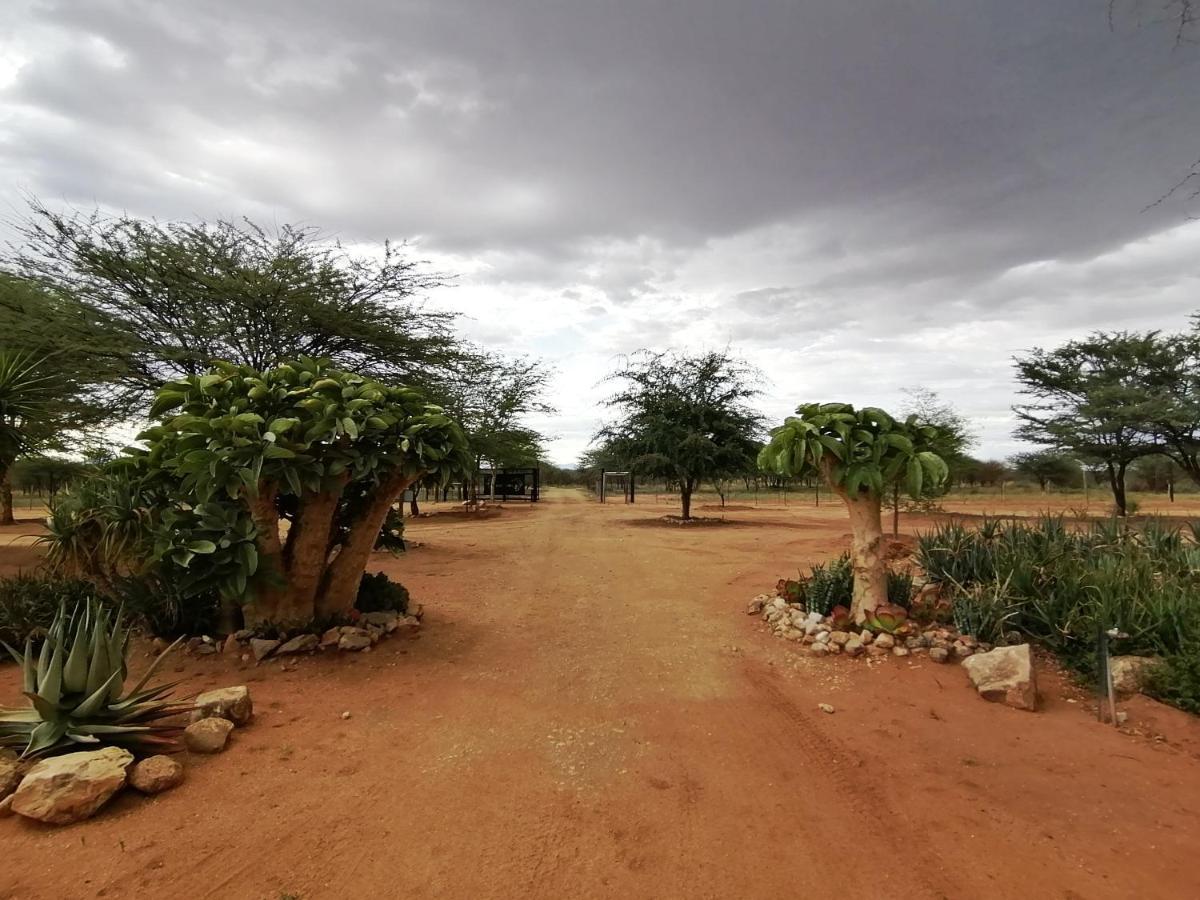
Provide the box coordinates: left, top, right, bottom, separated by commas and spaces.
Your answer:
1106, 462, 1128, 516
410, 494, 420, 516
680, 479, 693, 520
0, 467, 13, 526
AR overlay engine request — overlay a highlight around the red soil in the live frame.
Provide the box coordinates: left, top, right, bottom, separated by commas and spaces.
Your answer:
3, 489, 1200, 899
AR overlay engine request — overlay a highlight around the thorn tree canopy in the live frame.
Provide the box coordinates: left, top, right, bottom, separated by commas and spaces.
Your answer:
107, 358, 470, 627
8, 201, 468, 408
1013, 332, 1167, 516
596, 349, 763, 520
758, 403, 948, 623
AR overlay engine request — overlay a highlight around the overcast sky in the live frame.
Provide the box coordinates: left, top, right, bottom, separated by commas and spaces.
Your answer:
3, 1, 1199, 464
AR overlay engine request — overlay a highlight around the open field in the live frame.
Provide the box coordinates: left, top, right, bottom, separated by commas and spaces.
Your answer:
4, 488, 1200, 899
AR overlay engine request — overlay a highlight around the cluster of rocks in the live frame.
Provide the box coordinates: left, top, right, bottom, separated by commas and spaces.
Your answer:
747, 593, 992, 663
0, 684, 253, 827
178, 606, 423, 663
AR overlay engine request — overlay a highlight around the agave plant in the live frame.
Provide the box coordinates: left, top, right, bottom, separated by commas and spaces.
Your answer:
0, 598, 186, 758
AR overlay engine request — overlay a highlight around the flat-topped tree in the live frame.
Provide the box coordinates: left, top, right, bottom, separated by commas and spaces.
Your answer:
126, 358, 470, 626
758, 403, 948, 624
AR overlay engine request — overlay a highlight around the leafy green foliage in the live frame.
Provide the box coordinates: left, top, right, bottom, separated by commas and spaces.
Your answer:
783, 554, 913, 619
113, 574, 221, 639
10, 205, 467, 407
41, 358, 470, 627
1013, 332, 1172, 515
0, 598, 186, 758
865, 603, 908, 634
0, 575, 96, 648
597, 350, 763, 519
917, 517, 1200, 692
1143, 641, 1200, 715
800, 554, 854, 617
758, 403, 949, 498
354, 572, 410, 615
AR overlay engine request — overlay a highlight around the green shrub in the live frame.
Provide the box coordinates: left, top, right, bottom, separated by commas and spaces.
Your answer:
916, 516, 1200, 709
0, 574, 97, 648
1143, 642, 1200, 715
114, 572, 221, 638
801, 554, 853, 617
887, 567, 914, 608
355, 572, 410, 615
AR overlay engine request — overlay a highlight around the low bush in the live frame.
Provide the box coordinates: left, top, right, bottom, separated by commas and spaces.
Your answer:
916, 516, 1200, 706
0, 574, 97, 648
1143, 642, 1200, 715
355, 572, 410, 615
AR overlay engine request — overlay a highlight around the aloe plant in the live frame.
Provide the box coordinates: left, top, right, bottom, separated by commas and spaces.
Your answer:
0, 599, 186, 758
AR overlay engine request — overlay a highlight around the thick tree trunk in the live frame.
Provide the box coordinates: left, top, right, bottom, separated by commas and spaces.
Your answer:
282, 485, 346, 611
837, 488, 887, 624
410, 494, 419, 516
891, 482, 899, 537
680, 480, 693, 520
241, 485, 305, 626
318, 472, 417, 617
0, 467, 14, 526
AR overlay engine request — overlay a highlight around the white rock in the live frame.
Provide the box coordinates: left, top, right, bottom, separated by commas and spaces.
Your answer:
873, 633, 895, 650
1110, 656, 1157, 694
961, 644, 1038, 711
192, 685, 253, 725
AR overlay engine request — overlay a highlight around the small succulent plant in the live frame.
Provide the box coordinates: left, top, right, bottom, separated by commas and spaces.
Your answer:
828, 605, 853, 631
0, 598, 186, 759
775, 578, 803, 605
866, 603, 909, 634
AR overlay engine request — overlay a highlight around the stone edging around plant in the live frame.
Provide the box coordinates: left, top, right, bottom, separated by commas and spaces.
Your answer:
747, 594, 993, 663
167, 606, 424, 663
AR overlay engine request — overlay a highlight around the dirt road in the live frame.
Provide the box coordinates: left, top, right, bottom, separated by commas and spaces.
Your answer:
5, 489, 1200, 899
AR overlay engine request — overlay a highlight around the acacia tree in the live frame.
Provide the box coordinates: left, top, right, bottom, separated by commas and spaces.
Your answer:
597, 350, 762, 520
1013, 332, 1167, 515
758, 403, 948, 623
0, 351, 59, 525
1009, 450, 1081, 491
436, 354, 554, 501
8, 203, 468, 409
58, 358, 471, 627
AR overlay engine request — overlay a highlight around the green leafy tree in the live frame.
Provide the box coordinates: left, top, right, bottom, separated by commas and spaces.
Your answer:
885, 387, 977, 532
0, 351, 62, 525
8, 203, 468, 408
1009, 450, 1081, 491
48, 359, 470, 628
597, 350, 762, 520
758, 403, 948, 623
436, 354, 554, 501
1013, 332, 1167, 515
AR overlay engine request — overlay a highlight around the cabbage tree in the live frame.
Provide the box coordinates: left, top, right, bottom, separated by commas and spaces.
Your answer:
758, 403, 948, 623
118, 358, 470, 626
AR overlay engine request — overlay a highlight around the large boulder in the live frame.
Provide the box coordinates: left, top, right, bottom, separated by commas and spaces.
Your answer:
961, 644, 1038, 711
192, 685, 253, 725
1110, 656, 1158, 694
11, 747, 134, 825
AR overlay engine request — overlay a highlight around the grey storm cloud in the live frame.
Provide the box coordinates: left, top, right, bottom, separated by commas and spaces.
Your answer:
2, 0, 1199, 462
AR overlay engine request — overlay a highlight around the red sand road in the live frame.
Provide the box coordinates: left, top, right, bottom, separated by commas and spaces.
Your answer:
4, 488, 1200, 899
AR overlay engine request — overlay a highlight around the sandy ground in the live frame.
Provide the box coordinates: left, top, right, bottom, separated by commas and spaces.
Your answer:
4, 488, 1200, 899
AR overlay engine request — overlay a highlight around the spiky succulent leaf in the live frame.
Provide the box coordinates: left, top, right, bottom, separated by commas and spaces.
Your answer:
0, 598, 185, 759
